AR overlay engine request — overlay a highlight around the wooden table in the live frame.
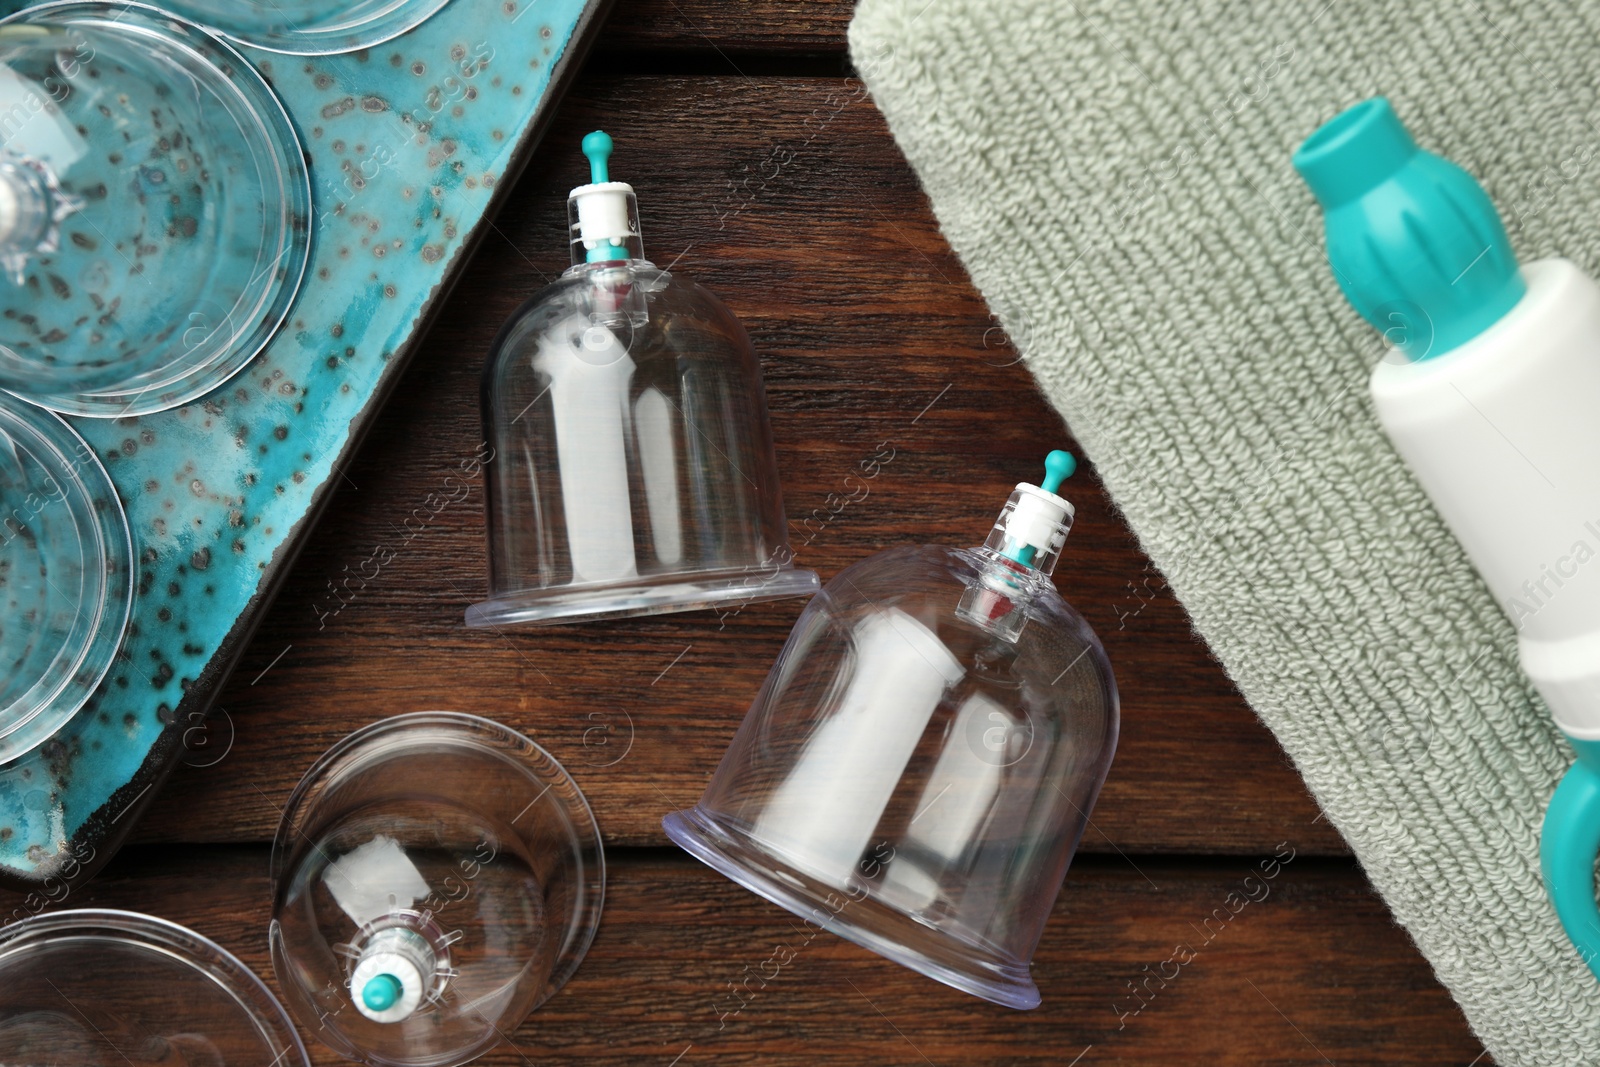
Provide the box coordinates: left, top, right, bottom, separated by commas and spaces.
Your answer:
0, 2, 1489, 1063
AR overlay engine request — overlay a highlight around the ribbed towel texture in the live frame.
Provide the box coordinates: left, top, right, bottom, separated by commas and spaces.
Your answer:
849, 1, 1600, 1062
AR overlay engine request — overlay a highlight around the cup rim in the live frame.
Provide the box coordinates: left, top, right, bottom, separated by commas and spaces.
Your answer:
663, 806, 1042, 1011
0, 907, 310, 1065
0, 400, 132, 760
271, 709, 604, 885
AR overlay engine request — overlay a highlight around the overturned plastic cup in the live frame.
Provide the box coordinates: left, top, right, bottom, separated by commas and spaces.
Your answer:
269, 712, 605, 1067
0, 908, 310, 1066
0, 394, 132, 763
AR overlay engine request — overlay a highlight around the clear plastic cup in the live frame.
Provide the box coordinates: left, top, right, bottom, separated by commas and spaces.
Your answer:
469, 259, 819, 628
269, 712, 605, 1067
469, 131, 818, 629
0, 908, 310, 1066
0, 393, 131, 763
0, 2, 310, 416
665, 484, 1119, 1009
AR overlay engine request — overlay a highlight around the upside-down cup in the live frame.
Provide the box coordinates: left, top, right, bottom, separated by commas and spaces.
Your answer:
0, 394, 131, 763
269, 712, 605, 1067
0, 909, 310, 1066
0, 2, 310, 416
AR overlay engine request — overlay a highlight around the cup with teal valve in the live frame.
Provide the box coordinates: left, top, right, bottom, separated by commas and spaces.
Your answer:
1295, 97, 1600, 980
0, 2, 311, 416
469, 131, 820, 628
665, 451, 1118, 1009
269, 713, 606, 1067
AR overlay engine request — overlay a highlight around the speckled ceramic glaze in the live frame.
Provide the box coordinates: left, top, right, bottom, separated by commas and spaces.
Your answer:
0, 0, 607, 887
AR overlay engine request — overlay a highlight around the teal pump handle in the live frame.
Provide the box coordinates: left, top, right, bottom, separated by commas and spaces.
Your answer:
1542, 739, 1600, 979
582, 130, 613, 184
1293, 98, 1526, 359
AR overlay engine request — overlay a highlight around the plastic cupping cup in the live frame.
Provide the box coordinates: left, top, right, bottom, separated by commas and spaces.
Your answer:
0, 1, 311, 416
269, 712, 605, 1067
0, 393, 131, 763
468, 131, 819, 628
157, 0, 451, 55
665, 452, 1119, 1009
0, 909, 311, 1066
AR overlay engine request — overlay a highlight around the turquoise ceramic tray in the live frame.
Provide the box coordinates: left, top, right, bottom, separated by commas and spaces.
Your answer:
0, 0, 612, 890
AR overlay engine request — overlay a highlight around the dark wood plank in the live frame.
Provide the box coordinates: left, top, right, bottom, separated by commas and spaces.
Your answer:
131, 71, 1340, 856
0, 845, 1485, 1065
601, 0, 850, 55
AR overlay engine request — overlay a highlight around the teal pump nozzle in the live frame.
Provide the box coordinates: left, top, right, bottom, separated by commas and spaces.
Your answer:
569, 130, 639, 265
1293, 98, 1526, 360
1039, 449, 1076, 495
582, 130, 613, 184
1300, 100, 1600, 984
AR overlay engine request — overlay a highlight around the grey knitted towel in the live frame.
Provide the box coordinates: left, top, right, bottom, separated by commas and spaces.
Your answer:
849, 1, 1600, 1063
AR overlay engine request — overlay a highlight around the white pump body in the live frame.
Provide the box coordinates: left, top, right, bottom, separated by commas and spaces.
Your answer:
1370, 257, 1600, 740
569, 180, 637, 258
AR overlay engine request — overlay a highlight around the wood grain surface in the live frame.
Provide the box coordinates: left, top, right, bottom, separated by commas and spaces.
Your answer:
1, 2, 1491, 1063
50, 844, 1481, 1066
133, 71, 1339, 857
602, 0, 851, 55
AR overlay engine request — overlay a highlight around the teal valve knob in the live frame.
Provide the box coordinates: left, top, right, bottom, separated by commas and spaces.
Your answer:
1003, 450, 1077, 568
1293, 97, 1525, 360
576, 131, 630, 262
1040, 450, 1076, 495
582, 130, 613, 184
361, 973, 403, 1012
1541, 739, 1600, 979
